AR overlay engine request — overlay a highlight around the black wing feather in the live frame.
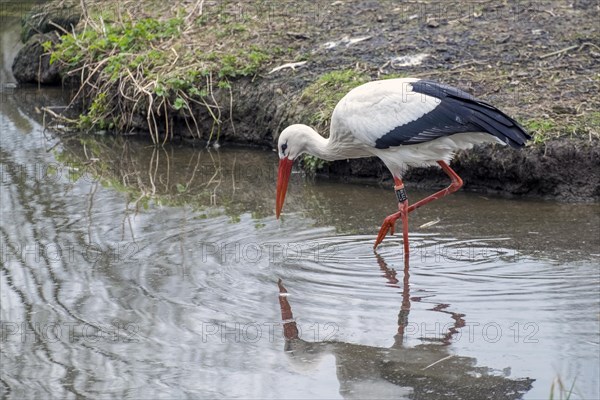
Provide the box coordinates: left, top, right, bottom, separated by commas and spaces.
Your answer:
461, 102, 514, 127
374, 80, 531, 149
375, 99, 479, 148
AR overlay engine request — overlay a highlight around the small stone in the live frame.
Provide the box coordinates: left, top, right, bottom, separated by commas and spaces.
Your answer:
495, 34, 511, 44
551, 105, 577, 115
427, 19, 440, 28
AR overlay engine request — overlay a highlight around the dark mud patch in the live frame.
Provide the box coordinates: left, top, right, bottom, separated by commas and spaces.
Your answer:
313, 139, 600, 202
412, 140, 599, 201
453, 140, 600, 201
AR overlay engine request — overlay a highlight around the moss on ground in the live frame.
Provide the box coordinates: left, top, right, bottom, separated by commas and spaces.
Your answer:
520, 111, 600, 145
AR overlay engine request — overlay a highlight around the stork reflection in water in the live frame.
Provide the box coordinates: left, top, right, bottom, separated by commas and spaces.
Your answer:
276, 253, 534, 398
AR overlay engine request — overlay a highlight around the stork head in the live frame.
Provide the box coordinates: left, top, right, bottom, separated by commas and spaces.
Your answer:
275, 124, 313, 219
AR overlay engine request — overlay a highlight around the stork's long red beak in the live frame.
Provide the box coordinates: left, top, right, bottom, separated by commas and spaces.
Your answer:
276, 157, 294, 219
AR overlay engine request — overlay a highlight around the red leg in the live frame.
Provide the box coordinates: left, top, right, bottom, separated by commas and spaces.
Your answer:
408, 160, 463, 213
400, 196, 409, 256
374, 161, 464, 249
278, 279, 298, 340
374, 177, 409, 254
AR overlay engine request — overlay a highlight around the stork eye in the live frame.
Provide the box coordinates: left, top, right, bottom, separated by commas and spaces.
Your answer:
281, 143, 288, 154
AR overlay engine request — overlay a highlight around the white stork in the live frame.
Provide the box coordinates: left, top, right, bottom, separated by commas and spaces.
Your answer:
275, 78, 530, 256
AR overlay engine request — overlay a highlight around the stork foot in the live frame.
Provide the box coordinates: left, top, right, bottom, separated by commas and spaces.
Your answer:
374, 200, 410, 255
374, 212, 401, 249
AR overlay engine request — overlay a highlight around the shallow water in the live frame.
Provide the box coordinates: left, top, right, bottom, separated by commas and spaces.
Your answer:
1, 83, 599, 399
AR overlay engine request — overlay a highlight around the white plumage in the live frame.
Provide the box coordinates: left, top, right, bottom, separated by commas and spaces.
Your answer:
331, 79, 439, 146
376, 131, 501, 174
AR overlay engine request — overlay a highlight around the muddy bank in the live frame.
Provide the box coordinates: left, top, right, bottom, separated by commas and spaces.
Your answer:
9, 0, 600, 201
314, 139, 600, 201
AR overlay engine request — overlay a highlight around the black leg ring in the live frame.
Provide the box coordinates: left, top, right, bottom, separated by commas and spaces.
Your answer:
395, 186, 408, 203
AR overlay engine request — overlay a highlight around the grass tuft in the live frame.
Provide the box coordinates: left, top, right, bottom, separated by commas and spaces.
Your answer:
43, 1, 273, 144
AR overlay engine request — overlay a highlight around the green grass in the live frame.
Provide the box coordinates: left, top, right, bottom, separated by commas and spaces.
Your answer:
301, 154, 326, 175
521, 118, 557, 144
44, 8, 272, 141
521, 112, 600, 144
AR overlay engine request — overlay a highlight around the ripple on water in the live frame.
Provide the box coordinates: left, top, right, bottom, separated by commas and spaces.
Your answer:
262, 231, 598, 322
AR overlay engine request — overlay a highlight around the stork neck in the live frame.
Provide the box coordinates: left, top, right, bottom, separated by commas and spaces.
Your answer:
304, 128, 335, 161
